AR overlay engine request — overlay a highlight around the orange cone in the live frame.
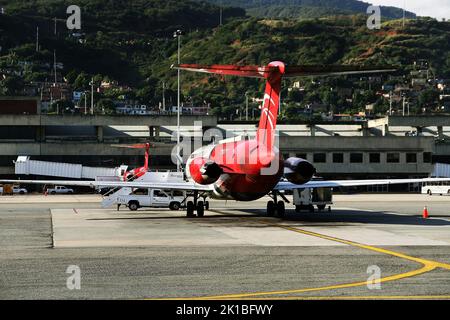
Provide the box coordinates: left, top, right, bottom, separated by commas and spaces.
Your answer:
423, 206, 429, 219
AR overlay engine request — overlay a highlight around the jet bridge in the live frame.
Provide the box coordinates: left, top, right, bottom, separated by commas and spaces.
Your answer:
14, 156, 127, 180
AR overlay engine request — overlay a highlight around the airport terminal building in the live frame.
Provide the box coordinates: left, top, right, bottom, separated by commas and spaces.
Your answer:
0, 100, 449, 191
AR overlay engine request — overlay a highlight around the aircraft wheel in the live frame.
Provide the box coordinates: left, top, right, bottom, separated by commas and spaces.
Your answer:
276, 201, 285, 217
427, 190, 432, 196
267, 201, 275, 217
317, 205, 326, 211
205, 201, 210, 210
186, 201, 195, 217
197, 201, 204, 217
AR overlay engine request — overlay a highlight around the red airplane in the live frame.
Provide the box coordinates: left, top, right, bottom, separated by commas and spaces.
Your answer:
3, 61, 450, 217
112, 143, 152, 181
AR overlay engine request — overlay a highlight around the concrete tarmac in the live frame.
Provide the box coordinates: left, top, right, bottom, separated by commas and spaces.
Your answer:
0, 193, 449, 300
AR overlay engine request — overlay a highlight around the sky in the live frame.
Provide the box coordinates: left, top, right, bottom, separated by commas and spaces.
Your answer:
367, 0, 450, 20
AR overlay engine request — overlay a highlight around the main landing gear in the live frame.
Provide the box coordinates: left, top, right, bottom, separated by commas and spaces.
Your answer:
266, 191, 286, 218
186, 191, 209, 218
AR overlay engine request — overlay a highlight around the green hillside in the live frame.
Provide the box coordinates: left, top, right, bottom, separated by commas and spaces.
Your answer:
205, 0, 416, 19
1, 0, 449, 118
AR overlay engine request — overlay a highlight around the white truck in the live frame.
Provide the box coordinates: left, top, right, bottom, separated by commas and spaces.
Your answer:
117, 189, 186, 211
46, 186, 74, 194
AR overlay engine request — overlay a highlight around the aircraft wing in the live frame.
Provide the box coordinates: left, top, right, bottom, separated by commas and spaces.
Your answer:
0, 179, 214, 192
274, 178, 450, 190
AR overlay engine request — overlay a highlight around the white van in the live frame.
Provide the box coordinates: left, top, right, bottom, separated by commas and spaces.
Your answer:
117, 189, 186, 211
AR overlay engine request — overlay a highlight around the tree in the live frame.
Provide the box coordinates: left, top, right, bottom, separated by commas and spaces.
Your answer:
73, 72, 90, 91
0, 75, 24, 95
96, 98, 116, 115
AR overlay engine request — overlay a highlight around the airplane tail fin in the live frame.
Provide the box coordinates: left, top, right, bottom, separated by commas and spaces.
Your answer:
111, 143, 151, 170
174, 62, 396, 150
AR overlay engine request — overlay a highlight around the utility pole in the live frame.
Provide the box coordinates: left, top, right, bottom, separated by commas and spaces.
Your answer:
389, 91, 393, 115
53, 50, 57, 85
403, 0, 406, 27
36, 27, 39, 52
162, 82, 166, 112
84, 92, 87, 115
402, 95, 406, 116
174, 30, 183, 172
90, 78, 94, 115
219, 0, 223, 26
245, 92, 249, 121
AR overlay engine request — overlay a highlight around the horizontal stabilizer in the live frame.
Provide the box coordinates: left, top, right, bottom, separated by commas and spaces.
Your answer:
172, 63, 397, 78
284, 65, 397, 77
172, 64, 275, 78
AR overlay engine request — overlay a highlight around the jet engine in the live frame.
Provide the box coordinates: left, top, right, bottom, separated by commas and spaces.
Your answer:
284, 157, 316, 185
189, 158, 223, 185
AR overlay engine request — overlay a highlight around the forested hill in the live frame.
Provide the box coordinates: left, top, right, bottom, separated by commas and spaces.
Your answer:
1, 0, 450, 118
205, 0, 416, 19
0, 0, 245, 35
0, 0, 245, 85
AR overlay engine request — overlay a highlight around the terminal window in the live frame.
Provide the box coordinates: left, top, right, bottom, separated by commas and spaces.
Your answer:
423, 152, 432, 163
350, 153, 363, 163
313, 153, 327, 163
333, 153, 344, 163
369, 153, 381, 163
406, 153, 417, 163
387, 153, 400, 163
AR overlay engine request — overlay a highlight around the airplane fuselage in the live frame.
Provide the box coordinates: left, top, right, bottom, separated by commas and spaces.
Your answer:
186, 139, 284, 201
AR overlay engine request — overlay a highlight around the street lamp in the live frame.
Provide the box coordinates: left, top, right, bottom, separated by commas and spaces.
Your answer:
173, 29, 183, 172
245, 92, 249, 121
89, 78, 94, 115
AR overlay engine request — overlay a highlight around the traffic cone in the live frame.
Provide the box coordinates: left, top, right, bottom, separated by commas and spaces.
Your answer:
422, 206, 429, 219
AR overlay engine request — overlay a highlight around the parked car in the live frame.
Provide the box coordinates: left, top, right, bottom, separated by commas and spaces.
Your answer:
0, 186, 28, 195
46, 186, 74, 194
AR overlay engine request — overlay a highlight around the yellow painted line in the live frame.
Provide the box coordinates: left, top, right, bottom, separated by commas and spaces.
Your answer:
156, 220, 450, 300
172, 265, 434, 300
192, 295, 450, 300
276, 224, 450, 271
